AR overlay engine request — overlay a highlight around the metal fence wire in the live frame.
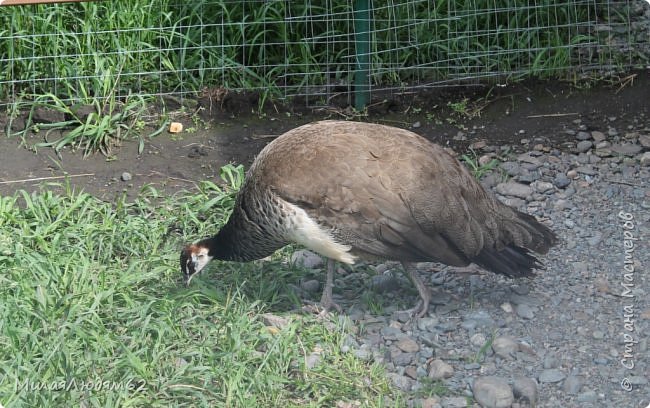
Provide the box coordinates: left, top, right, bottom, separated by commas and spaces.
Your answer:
0, 0, 648, 108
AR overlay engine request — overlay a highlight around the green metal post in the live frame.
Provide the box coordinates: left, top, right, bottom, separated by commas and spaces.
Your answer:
354, 0, 370, 111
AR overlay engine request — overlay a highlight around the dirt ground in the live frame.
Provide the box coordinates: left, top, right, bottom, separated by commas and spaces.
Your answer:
0, 71, 648, 199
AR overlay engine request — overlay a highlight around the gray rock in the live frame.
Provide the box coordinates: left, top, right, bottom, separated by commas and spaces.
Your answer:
389, 348, 414, 365
610, 143, 642, 156
513, 375, 538, 405
501, 161, 521, 176
640, 152, 650, 166
465, 310, 495, 327
553, 174, 571, 188
515, 304, 535, 319
639, 134, 650, 148
370, 272, 398, 293
517, 153, 542, 166
628, 375, 649, 385
470, 333, 488, 347
577, 390, 598, 403
353, 345, 372, 361
380, 326, 404, 341
576, 140, 593, 153
121, 172, 132, 181
418, 397, 442, 408
539, 368, 566, 383
472, 376, 514, 408
492, 336, 519, 359
291, 250, 323, 269
532, 180, 554, 193
576, 131, 592, 140
300, 279, 320, 293
428, 359, 454, 380
495, 182, 533, 199
441, 397, 468, 408
543, 354, 560, 369
305, 351, 321, 369
417, 316, 439, 332
261, 313, 290, 329
591, 130, 607, 142
563, 375, 583, 394
387, 373, 413, 391
395, 337, 420, 353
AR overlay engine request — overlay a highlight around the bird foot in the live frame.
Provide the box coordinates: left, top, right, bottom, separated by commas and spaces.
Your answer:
402, 298, 430, 319
301, 299, 342, 317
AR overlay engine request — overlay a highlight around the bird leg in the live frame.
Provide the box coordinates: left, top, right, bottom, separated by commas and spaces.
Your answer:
401, 262, 431, 318
318, 258, 342, 314
302, 258, 342, 315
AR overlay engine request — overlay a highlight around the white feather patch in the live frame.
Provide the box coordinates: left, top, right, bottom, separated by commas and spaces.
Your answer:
284, 201, 356, 264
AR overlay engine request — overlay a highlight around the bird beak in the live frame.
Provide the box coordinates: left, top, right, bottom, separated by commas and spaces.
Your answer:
185, 273, 194, 287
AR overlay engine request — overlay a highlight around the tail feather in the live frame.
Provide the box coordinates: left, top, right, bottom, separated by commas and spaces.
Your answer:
474, 209, 558, 278
475, 245, 542, 278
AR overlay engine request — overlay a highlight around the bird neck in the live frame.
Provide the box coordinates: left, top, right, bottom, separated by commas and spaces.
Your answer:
200, 222, 243, 262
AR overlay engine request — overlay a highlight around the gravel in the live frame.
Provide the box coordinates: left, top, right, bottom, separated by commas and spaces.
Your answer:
292, 118, 649, 407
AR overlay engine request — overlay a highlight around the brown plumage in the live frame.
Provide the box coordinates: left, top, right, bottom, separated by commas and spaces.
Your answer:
181, 120, 557, 317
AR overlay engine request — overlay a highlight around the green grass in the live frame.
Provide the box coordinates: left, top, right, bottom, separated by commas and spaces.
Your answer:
1, 0, 633, 154
0, 0, 628, 105
0, 172, 402, 407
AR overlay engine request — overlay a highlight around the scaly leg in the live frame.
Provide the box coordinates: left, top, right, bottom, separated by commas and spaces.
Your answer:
401, 262, 431, 318
319, 258, 342, 314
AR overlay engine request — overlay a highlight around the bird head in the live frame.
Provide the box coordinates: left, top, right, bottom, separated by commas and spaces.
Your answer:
180, 244, 212, 286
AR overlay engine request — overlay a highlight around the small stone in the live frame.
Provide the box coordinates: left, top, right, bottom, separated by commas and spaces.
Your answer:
543, 354, 560, 369
566, 169, 578, 179
532, 180, 554, 193
428, 359, 454, 380
396, 337, 420, 353
441, 397, 468, 408
577, 390, 597, 403
500, 302, 514, 313
591, 131, 606, 142
387, 373, 413, 391
576, 131, 591, 140
628, 376, 648, 385
370, 272, 398, 293
417, 316, 439, 331
412, 121, 421, 128
353, 345, 372, 361
404, 366, 419, 380
121, 172, 132, 181
380, 326, 404, 341
539, 368, 566, 383
291, 250, 323, 269
563, 375, 583, 394
261, 313, 290, 329
472, 376, 514, 408
576, 140, 593, 153
492, 336, 519, 359
470, 333, 487, 347
306, 351, 321, 369
515, 304, 535, 319
513, 375, 538, 405
552, 174, 571, 188
639, 134, 650, 148
592, 330, 605, 339
610, 143, 642, 156
640, 152, 650, 166
419, 397, 442, 408
300, 279, 320, 293
495, 182, 533, 199
501, 162, 521, 176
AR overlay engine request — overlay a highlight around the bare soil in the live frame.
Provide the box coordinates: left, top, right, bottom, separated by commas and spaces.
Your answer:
0, 71, 648, 199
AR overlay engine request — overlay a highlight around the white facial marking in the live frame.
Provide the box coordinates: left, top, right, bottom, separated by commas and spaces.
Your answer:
188, 247, 212, 285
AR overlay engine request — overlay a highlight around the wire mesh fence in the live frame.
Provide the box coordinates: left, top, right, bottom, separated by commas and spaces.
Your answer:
0, 0, 648, 108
